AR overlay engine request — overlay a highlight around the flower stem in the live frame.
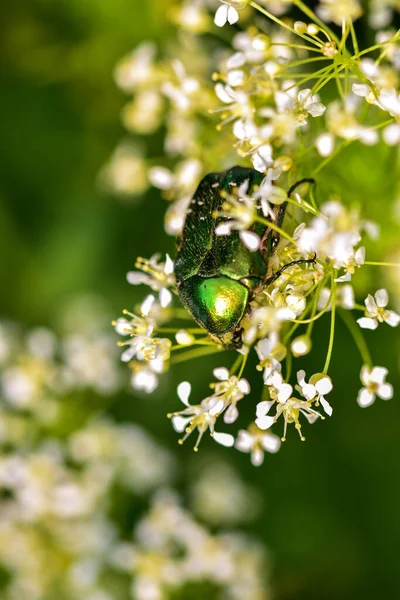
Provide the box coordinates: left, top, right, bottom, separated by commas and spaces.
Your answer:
238, 353, 248, 378
285, 350, 292, 381
291, 0, 340, 44
170, 345, 223, 365
338, 309, 373, 368
323, 274, 336, 374
250, 2, 322, 47
364, 261, 400, 268
255, 216, 296, 245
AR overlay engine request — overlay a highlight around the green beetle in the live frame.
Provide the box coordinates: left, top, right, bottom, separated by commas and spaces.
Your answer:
174, 166, 313, 348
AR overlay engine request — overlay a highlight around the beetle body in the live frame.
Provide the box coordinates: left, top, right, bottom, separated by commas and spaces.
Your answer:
175, 166, 284, 347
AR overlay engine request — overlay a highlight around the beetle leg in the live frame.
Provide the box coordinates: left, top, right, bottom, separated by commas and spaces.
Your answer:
264, 253, 317, 286
287, 178, 315, 198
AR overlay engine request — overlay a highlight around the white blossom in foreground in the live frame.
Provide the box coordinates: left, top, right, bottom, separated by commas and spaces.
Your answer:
214, 1, 249, 27
235, 424, 281, 466
296, 370, 333, 416
169, 382, 221, 451
317, 0, 363, 25
357, 366, 393, 407
215, 180, 262, 251
357, 289, 400, 330
204, 367, 251, 424
127, 253, 175, 307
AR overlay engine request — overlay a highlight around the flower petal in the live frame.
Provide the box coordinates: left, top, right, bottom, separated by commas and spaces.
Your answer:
214, 5, 228, 27
385, 311, 400, 327
213, 431, 235, 447
224, 404, 239, 424
378, 383, 393, 400
177, 381, 191, 406
238, 378, 251, 395
316, 376, 333, 395
375, 288, 388, 308
319, 396, 333, 416
213, 367, 230, 381
357, 388, 375, 408
251, 447, 264, 466
261, 433, 281, 453
171, 415, 192, 432
256, 400, 274, 418
159, 287, 172, 308
240, 230, 261, 251
255, 415, 275, 430
227, 6, 239, 24
357, 317, 378, 330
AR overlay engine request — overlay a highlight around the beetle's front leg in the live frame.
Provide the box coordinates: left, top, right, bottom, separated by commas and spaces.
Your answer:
264, 253, 317, 286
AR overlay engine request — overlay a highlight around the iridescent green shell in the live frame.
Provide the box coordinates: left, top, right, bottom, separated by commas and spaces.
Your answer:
174, 166, 279, 347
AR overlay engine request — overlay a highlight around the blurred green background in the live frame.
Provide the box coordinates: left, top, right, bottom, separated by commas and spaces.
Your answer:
1, 1, 400, 599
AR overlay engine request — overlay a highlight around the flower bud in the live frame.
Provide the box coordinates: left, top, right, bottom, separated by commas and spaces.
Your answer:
252, 34, 271, 52
291, 335, 312, 357
294, 21, 307, 34
307, 24, 319, 35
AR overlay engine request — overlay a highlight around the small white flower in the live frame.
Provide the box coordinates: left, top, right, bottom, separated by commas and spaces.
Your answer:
204, 367, 251, 424
357, 289, 400, 330
357, 366, 393, 407
316, 132, 335, 157
214, 1, 249, 28
213, 431, 235, 447
290, 335, 312, 357
335, 246, 365, 282
317, 0, 363, 25
296, 370, 333, 416
122, 335, 171, 363
235, 425, 281, 466
297, 88, 326, 123
255, 334, 286, 384
127, 254, 175, 308
215, 179, 261, 251
266, 372, 293, 405
131, 362, 159, 393
214, 4, 239, 27
169, 382, 219, 451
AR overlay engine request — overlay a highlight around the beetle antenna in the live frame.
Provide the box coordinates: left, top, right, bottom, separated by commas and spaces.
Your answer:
288, 178, 316, 198
264, 253, 317, 286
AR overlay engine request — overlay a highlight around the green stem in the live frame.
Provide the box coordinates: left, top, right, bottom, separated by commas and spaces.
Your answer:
157, 327, 204, 334
291, 0, 340, 44
284, 64, 333, 92
306, 279, 325, 336
349, 20, 359, 55
364, 261, 400, 268
323, 275, 336, 374
312, 140, 352, 176
238, 353, 248, 378
271, 42, 322, 53
284, 56, 331, 68
230, 353, 243, 375
351, 30, 400, 60
171, 339, 217, 350
338, 309, 373, 368
285, 350, 293, 381
170, 345, 223, 365
250, 1, 322, 47
255, 216, 296, 245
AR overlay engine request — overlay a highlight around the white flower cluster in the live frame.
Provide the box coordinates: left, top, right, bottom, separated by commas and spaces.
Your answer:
112, 0, 400, 464
0, 313, 270, 599
114, 173, 399, 461
111, 490, 270, 600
